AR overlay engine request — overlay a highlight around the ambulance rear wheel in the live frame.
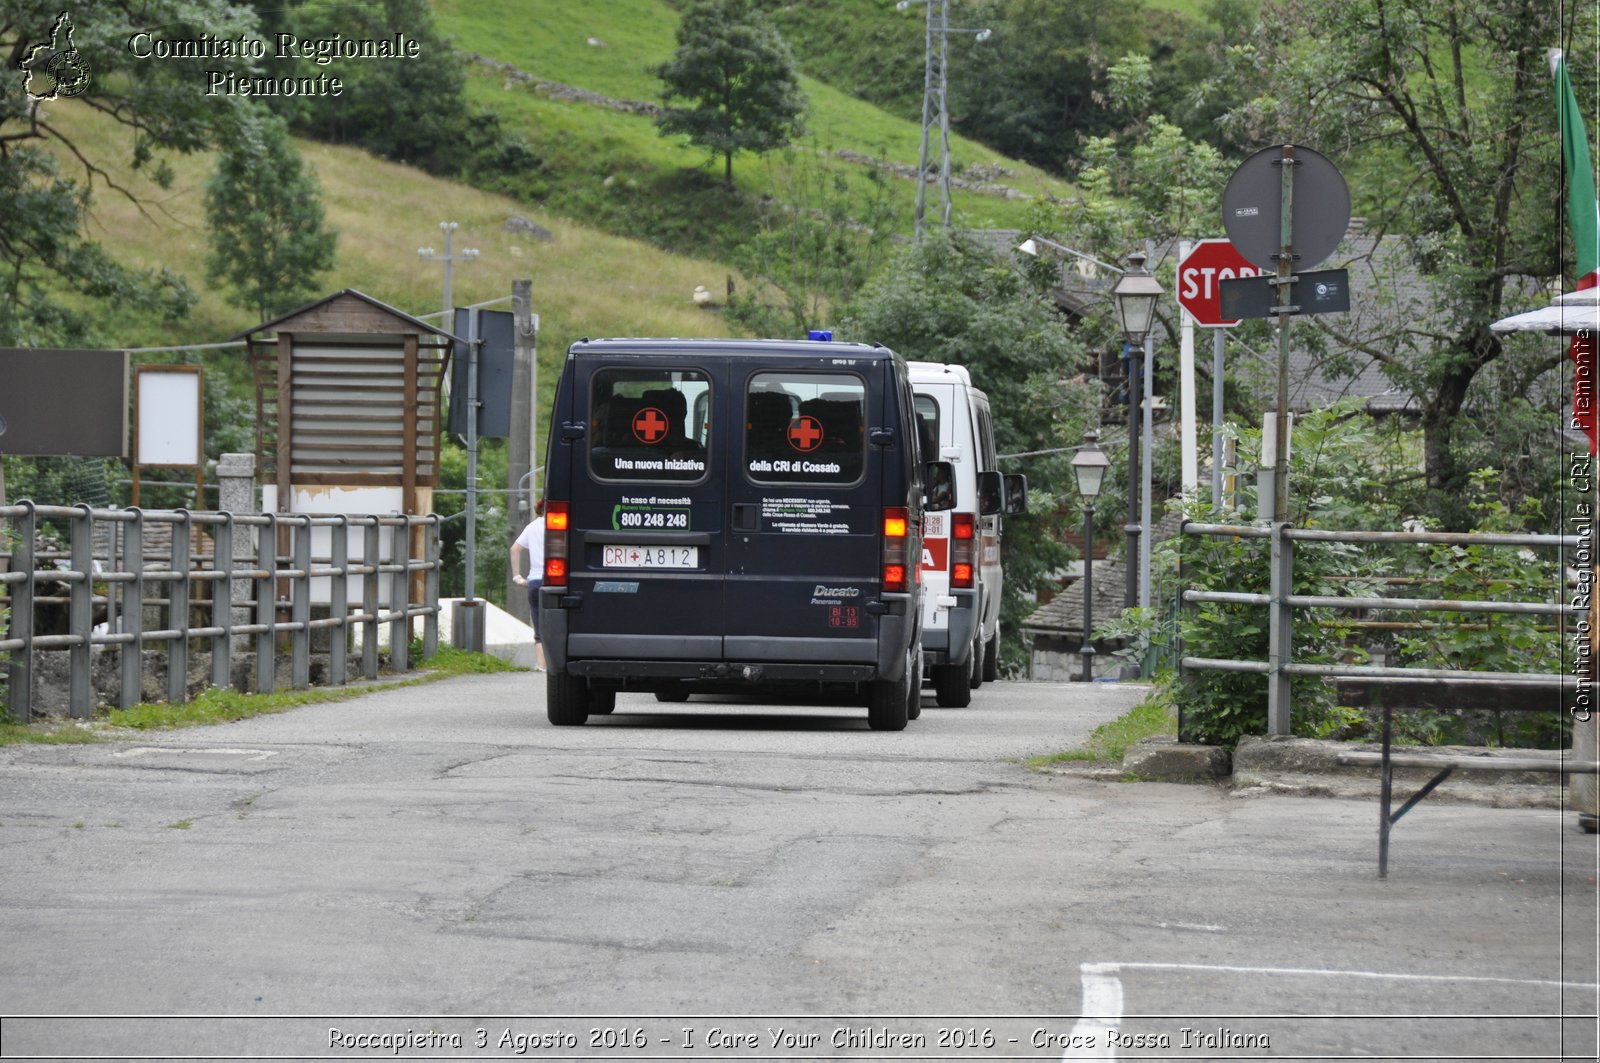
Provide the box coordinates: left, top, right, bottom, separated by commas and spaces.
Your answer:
933, 656, 972, 708
546, 670, 590, 726
982, 632, 1000, 682
906, 651, 924, 721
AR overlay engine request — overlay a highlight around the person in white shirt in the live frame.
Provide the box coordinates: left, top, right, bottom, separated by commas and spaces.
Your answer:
509, 499, 547, 668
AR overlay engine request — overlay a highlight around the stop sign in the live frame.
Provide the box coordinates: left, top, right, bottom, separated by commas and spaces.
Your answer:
1177, 239, 1261, 327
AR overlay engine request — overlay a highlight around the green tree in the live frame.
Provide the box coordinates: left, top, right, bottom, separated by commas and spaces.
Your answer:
1211, 0, 1597, 525
0, 1, 262, 345
840, 234, 1098, 673
726, 143, 898, 337
950, 0, 1146, 174
203, 111, 338, 323
655, 0, 807, 190
246, 0, 474, 175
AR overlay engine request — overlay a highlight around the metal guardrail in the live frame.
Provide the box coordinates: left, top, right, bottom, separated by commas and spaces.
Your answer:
0, 502, 442, 722
1177, 521, 1586, 736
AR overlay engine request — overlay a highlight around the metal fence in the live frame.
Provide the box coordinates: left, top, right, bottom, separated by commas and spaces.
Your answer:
1, 502, 442, 722
1178, 521, 1586, 736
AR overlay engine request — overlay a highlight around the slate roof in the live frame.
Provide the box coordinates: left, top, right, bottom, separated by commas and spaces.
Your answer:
1022, 511, 1184, 637
1021, 558, 1131, 644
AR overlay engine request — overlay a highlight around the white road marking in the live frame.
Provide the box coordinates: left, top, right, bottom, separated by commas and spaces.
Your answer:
1060, 960, 1599, 1061
1108, 960, 1600, 990
1063, 963, 1123, 1060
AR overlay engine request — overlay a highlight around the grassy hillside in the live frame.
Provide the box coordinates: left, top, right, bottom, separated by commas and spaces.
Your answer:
44, 103, 740, 408
433, 0, 1079, 258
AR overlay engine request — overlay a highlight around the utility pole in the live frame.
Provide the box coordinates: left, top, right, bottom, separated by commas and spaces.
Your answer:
899, 0, 989, 240
417, 221, 478, 321
506, 279, 539, 622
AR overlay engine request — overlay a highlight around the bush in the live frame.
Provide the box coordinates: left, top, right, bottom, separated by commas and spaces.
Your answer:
1107, 402, 1567, 749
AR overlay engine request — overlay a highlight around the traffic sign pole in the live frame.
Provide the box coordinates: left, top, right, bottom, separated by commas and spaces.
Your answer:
1273, 145, 1295, 523
1221, 142, 1350, 525
1179, 241, 1199, 492
1212, 329, 1225, 508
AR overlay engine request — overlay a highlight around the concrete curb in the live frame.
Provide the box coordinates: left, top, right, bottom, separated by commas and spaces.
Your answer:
1101, 734, 1574, 809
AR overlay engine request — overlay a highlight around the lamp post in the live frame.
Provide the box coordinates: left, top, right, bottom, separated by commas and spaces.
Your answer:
1111, 251, 1164, 649
1071, 430, 1110, 682
1017, 236, 1164, 662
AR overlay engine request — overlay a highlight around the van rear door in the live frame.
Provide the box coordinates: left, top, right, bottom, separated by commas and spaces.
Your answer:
564, 355, 726, 661
724, 359, 883, 666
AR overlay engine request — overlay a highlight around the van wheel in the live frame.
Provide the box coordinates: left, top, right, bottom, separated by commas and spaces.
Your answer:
982, 632, 1000, 682
932, 657, 972, 708
969, 635, 985, 689
590, 688, 616, 714
655, 689, 690, 703
906, 651, 924, 721
547, 670, 590, 726
867, 653, 911, 731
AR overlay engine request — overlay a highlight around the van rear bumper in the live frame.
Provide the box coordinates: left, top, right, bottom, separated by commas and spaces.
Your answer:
571, 659, 879, 683
548, 595, 916, 684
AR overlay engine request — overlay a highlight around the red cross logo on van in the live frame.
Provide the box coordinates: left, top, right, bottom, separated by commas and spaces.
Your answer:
632, 407, 669, 444
787, 415, 824, 452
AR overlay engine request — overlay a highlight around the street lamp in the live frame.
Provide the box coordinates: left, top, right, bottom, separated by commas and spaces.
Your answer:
1112, 250, 1163, 636
1016, 235, 1123, 277
1071, 429, 1111, 682
1111, 251, 1163, 341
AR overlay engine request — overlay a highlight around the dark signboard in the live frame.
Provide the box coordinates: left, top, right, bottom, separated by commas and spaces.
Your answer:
1219, 269, 1352, 321
0, 348, 128, 456
448, 309, 515, 439
1221, 145, 1351, 273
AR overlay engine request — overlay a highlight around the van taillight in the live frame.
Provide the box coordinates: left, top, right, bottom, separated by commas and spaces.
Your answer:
545, 500, 570, 587
882, 506, 911, 592
951, 512, 976, 589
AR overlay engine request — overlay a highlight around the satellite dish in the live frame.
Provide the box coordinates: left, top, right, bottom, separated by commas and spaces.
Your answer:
1221, 145, 1351, 272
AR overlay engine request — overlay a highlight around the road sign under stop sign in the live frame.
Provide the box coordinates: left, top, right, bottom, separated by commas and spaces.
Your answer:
1178, 238, 1260, 327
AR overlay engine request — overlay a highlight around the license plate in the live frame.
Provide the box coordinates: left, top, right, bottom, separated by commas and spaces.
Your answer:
601, 544, 699, 569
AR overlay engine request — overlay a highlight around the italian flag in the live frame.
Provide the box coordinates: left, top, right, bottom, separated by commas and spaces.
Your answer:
1555, 49, 1599, 453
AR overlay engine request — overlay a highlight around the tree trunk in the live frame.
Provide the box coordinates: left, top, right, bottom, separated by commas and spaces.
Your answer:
1421, 326, 1501, 528
724, 151, 733, 190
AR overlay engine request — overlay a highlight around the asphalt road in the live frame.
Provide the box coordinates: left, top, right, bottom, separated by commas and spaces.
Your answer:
0, 674, 1594, 1061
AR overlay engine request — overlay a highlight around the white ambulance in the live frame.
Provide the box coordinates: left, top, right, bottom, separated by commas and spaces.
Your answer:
908, 361, 1026, 707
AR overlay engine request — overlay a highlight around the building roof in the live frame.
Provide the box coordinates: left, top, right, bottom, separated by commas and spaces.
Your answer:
1021, 558, 1130, 643
1022, 510, 1183, 637
232, 289, 464, 345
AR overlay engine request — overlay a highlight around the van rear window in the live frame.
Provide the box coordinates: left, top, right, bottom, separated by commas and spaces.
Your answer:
745, 372, 865, 484
589, 368, 710, 482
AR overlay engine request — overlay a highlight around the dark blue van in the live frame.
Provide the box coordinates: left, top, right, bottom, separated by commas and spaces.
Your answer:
537, 338, 952, 730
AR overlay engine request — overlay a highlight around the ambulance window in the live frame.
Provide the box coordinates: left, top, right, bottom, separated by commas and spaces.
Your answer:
589, 368, 711, 482
914, 395, 939, 460
976, 403, 997, 470
745, 371, 865, 484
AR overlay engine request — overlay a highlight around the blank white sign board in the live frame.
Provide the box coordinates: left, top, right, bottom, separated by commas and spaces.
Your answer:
136, 368, 202, 466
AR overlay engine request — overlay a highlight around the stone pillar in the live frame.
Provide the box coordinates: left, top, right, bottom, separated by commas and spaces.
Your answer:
217, 453, 257, 622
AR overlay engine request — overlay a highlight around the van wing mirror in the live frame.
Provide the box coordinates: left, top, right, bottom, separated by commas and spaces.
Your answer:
977, 470, 1004, 516
1003, 473, 1029, 515
924, 461, 955, 512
